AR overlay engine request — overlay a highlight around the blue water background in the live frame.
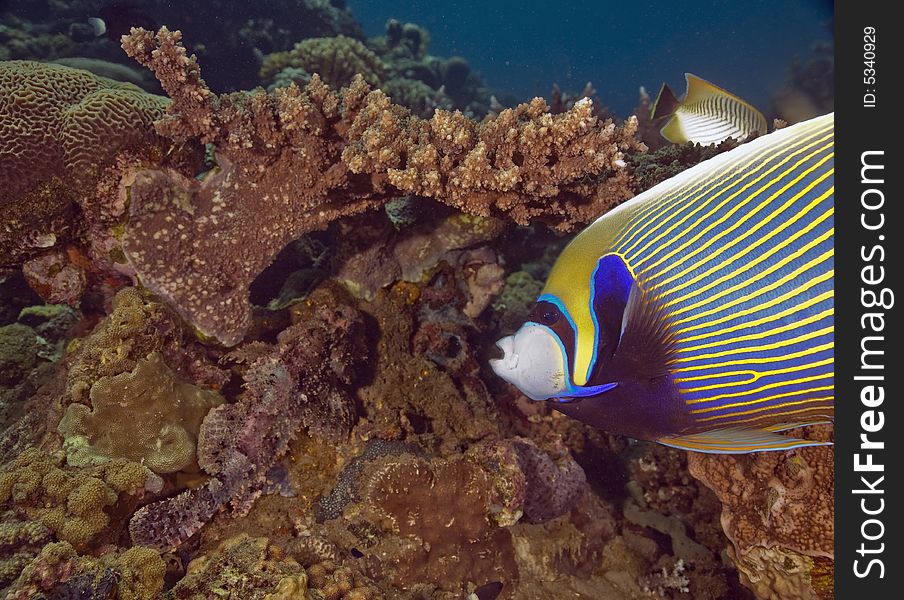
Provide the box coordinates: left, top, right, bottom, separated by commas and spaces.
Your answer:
348, 0, 833, 117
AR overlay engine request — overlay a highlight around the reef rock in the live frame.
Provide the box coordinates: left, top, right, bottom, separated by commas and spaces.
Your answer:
688, 425, 834, 600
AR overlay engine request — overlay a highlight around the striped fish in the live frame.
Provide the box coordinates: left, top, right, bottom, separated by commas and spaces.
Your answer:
490, 113, 833, 453
652, 73, 768, 146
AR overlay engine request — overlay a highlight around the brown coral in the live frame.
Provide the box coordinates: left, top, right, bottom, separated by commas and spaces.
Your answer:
59, 352, 224, 473
261, 35, 384, 88
688, 425, 834, 600
350, 453, 520, 597
0, 448, 153, 550
3, 541, 164, 600
0, 60, 179, 265
120, 27, 643, 346
168, 534, 308, 599
65, 287, 228, 406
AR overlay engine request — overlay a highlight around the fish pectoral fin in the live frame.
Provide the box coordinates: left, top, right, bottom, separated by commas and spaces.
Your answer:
657, 425, 834, 454
659, 115, 687, 144
651, 82, 681, 120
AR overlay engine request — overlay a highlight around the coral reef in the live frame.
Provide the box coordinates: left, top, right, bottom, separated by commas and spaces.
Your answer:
261, 35, 384, 88
0, 60, 195, 266
166, 534, 308, 599
0, 511, 51, 592
3, 540, 164, 600
118, 27, 642, 346
0, 6, 828, 598
65, 287, 228, 406
0, 447, 156, 550
688, 425, 834, 600
128, 289, 366, 551
58, 352, 224, 473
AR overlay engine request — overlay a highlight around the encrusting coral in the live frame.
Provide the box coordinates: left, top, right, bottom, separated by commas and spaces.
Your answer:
58, 351, 224, 473
688, 425, 834, 600
119, 26, 643, 346
65, 287, 228, 406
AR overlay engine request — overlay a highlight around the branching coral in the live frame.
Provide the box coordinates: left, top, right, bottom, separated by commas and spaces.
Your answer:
128, 294, 366, 551
59, 352, 224, 473
120, 26, 643, 346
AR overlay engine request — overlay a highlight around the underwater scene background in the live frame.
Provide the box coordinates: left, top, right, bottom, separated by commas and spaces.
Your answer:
1, 1, 834, 599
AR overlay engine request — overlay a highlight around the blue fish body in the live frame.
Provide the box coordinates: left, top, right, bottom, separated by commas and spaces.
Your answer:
491, 113, 834, 453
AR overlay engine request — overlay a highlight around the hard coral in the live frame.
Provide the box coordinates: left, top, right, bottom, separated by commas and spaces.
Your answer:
59, 352, 224, 473
688, 425, 834, 600
65, 287, 228, 406
167, 534, 307, 600
350, 453, 520, 597
121, 27, 644, 346
3, 541, 164, 600
0, 448, 153, 550
0, 61, 175, 265
129, 294, 366, 551
261, 35, 384, 88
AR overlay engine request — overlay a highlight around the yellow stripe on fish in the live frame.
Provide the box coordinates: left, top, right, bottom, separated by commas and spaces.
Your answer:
651, 73, 768, 145
491, 113, 834, 453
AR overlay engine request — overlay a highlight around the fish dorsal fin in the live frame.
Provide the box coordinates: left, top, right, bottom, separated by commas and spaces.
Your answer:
658, 426, 834, 454
683, 73, 739, 104
651, 82, 681, 120
683, 73, 767, 126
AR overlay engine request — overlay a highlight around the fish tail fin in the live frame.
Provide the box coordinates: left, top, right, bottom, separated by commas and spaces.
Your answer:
650, 82, 681, 120
657, 424, 833, 454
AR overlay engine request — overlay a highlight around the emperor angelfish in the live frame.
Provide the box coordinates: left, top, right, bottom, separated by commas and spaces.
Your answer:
491, 113, 834, 453
652, 73, 768, 145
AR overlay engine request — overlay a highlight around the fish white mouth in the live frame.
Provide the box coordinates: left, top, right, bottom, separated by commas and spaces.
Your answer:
489, 324, 567, 401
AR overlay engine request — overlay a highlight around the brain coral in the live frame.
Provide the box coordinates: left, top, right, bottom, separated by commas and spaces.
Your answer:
59, 352, 224, 474
0, 61, 172, 265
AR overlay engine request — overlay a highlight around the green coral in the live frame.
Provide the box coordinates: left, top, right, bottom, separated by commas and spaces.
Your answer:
0, 448, 151, 549
59, 352, 223, 474
260, 35, 384, 88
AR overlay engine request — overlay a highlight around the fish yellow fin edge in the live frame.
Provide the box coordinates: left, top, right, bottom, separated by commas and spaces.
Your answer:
658, 425, 833, 454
